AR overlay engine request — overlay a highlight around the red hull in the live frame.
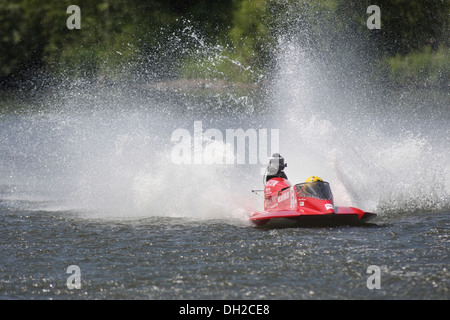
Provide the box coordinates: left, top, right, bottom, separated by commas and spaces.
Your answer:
250, 178, 376, 228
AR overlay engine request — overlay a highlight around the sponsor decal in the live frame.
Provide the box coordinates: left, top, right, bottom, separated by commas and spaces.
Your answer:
290, 186, 295, 208
277, 191, 290, 202
266, 180, 279, 187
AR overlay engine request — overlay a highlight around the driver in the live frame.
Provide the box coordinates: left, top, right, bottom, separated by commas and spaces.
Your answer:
265, 153, 288, 182
299, 176, 332, 200
305, 176, 323, 183
302, 176, 323, 197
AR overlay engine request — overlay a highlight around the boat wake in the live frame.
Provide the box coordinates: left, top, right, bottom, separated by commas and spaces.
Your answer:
0, 27, 448, 224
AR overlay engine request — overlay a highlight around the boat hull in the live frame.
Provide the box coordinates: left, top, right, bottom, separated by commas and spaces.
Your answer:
250, 177, 377, 228
250, 208, 376, 228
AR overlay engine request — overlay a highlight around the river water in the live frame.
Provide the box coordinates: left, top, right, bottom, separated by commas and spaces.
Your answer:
0, 37, 449, 300
0, 204, 449, 300
0, 85, 448, 300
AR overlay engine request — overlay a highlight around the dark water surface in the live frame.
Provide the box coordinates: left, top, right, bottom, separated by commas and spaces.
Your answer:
1, 202, 448, 299
0, 62, 448, 301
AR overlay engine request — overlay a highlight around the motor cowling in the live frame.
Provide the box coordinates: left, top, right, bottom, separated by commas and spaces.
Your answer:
264, 178, 292, 210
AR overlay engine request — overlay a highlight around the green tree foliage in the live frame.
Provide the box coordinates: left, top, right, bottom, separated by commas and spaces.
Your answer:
0, 0, 46, 77
373, 0, 449, 55
383, 46, 449, 87
0, 0, 448, 87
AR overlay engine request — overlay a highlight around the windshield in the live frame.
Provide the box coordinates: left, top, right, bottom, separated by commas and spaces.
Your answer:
295, 181, 333, 200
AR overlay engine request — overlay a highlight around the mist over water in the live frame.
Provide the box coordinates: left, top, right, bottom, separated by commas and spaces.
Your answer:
0, 23, 448, 225
0, 80, 264, 223
269, 36, 449, 217
1, 10, 449, 301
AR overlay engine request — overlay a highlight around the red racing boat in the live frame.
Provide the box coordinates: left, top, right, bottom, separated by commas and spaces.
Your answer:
250, 176, 376, 228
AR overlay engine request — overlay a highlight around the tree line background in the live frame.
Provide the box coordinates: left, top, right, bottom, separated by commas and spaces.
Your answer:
0, 0, 448, 88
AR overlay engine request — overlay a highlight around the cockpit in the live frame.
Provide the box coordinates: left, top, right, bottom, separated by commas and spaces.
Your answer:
295, 181, 333, 200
